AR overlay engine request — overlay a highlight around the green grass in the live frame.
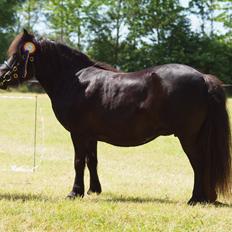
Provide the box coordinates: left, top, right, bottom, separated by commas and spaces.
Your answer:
0, 92, 232, 231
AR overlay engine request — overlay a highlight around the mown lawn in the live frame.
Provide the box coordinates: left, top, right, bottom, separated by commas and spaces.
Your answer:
0, 92, 231, 231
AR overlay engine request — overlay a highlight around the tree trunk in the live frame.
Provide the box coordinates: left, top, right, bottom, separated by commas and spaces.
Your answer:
114, 0, 122, 66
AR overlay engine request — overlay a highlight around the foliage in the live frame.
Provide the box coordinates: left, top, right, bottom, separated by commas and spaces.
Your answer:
0, 0, 232, 83
214, 0, 232, 29
16, 0, 42, 31
0, 0, 21, 62
45, 0, 85, 47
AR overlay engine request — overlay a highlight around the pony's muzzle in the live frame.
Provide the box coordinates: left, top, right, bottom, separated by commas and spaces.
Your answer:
3, 71, 11, 82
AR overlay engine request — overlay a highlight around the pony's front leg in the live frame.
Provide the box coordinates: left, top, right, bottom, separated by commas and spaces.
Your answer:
67, 133, 86, 198
86, 140, 102, 195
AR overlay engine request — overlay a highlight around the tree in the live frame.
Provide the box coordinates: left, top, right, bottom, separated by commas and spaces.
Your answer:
214, 0, 232, 37
16, 0, 43, 32
189, 0, 215, 35
121, 0, 191, 69
0, 0, 20, 62
45, 0, 84, 48
86, 0, 127, 66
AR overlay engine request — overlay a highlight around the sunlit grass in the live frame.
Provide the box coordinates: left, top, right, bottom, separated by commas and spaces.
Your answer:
0, 92, 232, 231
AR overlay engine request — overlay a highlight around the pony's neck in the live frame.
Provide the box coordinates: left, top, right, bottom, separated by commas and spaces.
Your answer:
35, 40, 94, 98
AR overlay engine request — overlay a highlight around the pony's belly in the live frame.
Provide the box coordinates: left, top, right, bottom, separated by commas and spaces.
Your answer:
99, 136, 157, 147
97, 128, 172, 147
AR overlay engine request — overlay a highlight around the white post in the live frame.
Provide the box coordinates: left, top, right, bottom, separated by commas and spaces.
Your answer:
33, 95, 38, 172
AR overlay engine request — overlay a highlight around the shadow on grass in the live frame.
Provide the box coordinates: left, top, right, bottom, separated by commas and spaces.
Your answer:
101, 192, 177, 204
101, 193, 232, 207
1, 192, 231, 208
213, 201, 232, 208
0, 192, 50, 202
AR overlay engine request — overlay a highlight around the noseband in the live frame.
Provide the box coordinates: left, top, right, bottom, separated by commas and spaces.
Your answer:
0, 54, 35, 86
0, 61, 19, 86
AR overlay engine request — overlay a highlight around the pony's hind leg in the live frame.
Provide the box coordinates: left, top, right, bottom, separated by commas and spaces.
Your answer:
86, 140, 102, 195
179, 136, 217, 205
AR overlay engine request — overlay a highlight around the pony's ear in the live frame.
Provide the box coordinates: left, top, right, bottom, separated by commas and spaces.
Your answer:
23, 29, 29, 35
23, 28, 36, 40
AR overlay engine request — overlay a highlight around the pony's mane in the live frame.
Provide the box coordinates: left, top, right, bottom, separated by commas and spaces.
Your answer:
7, 33, 24, 56
40, 39, 119, 72
8, 33, 120, 72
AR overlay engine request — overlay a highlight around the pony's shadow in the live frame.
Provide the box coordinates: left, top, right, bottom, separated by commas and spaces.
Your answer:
1, 192, 231, 208
101, 193, 232, 207
213, 201, 232, 208
0, 192, 50, 202
101, 193, 177, 205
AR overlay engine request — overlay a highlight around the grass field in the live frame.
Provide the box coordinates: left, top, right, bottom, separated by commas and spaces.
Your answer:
0, 92, 232, 231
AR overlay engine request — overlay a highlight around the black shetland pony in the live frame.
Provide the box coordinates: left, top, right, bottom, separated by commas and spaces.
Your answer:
0, 30, 231, 205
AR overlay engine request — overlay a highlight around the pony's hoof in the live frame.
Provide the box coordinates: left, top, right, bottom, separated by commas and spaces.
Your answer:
66, 191, 84, 199
187, 199, 198, 206
87, 189, 101, 195
188, 197, 215, 206
87, 184, 102, 195
188, 197, 205, 205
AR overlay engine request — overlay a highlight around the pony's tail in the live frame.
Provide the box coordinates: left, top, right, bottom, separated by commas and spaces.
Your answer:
203, 74, 231, 197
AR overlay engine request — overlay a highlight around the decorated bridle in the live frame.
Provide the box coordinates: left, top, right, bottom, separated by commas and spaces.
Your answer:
0, 42, 36, 86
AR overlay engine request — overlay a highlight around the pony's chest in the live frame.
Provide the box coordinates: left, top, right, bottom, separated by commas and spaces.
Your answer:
51, 100, 73, 131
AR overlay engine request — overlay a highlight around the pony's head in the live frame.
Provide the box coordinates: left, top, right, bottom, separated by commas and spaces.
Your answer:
0, 29, 38, 89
